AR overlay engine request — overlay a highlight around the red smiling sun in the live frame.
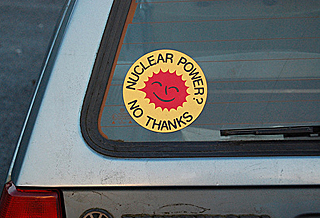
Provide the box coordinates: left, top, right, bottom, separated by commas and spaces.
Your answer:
139, 69, 189, 111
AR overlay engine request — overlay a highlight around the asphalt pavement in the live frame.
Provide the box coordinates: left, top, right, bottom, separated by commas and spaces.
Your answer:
0, 0, 66, 189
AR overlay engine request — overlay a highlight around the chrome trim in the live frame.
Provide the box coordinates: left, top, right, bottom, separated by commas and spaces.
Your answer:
7, 0, 78, 183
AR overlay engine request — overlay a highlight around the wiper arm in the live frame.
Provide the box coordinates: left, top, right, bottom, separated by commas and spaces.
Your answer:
220, 126, 320, 137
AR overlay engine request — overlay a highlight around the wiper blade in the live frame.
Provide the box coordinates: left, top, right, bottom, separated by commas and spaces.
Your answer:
220, 126, 320, 137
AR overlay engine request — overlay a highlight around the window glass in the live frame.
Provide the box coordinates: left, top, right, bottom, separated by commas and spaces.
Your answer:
99, 0, 320, 142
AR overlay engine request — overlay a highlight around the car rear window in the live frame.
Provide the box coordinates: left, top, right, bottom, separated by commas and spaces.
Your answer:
81, 0, 320, 157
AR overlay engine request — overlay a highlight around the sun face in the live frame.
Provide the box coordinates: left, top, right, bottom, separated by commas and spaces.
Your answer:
139, 69, 189, 111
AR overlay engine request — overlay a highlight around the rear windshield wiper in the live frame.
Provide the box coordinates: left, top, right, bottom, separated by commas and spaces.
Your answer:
220, 126, 320, 138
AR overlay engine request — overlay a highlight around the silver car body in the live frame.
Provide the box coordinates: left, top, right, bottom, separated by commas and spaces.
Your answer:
5, 0, 320, 217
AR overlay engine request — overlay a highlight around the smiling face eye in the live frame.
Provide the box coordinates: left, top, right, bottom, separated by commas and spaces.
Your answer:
152, 81, 162, 86
169, 86, 179, 92
151, 82, 179, 94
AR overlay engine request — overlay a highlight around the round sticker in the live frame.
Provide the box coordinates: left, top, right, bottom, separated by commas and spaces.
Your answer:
123, 49, 207, 133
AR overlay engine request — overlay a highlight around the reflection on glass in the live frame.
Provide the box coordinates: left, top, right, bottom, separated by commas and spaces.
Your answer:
100, 0, 320, 142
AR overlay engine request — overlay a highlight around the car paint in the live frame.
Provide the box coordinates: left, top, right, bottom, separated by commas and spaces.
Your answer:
6, 0, 320, 188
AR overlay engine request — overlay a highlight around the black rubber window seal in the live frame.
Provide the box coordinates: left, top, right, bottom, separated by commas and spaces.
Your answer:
80, 0, 320, 158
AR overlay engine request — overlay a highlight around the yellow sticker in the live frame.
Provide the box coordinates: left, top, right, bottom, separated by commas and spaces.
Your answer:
123, 49, 207, 133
